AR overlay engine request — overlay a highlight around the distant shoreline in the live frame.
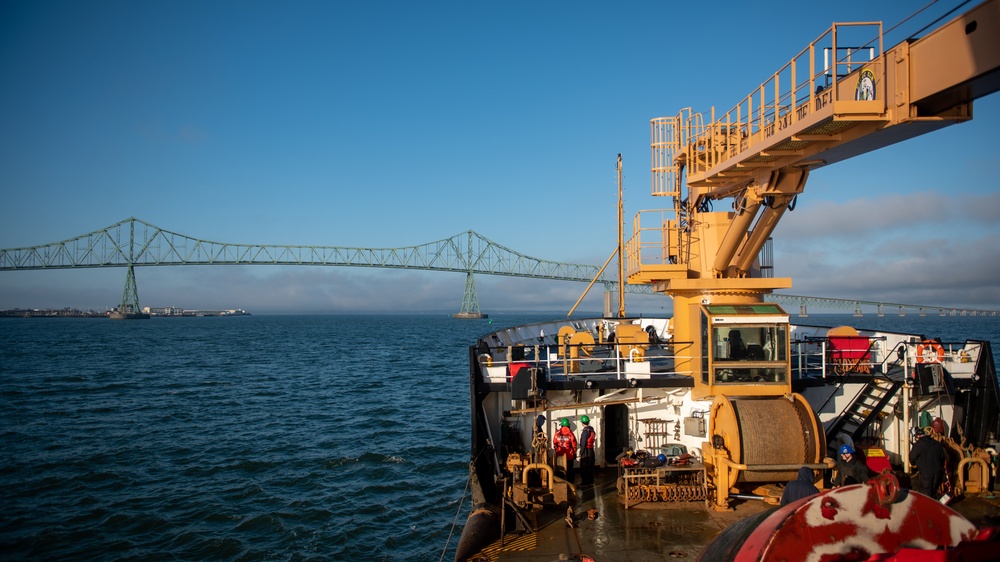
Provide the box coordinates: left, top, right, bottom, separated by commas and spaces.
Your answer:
0, 308, 107, 318
0, 308, 250, 318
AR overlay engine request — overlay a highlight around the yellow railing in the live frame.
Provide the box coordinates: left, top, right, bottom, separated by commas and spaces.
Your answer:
651, 21, 884, 194
626, 209, 667, 274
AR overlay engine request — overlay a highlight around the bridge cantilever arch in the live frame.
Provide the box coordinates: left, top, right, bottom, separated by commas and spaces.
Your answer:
0, 217, 651, 318
3, 217, 997, 318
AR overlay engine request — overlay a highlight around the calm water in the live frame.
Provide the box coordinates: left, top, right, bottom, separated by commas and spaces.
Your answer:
2, 312, 998, 561
1, 314, 538, 561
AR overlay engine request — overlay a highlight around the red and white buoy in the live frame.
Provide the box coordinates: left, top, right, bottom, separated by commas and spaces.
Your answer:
700, 473, 999, 561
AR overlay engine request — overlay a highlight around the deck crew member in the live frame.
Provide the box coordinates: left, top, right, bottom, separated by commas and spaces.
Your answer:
780, 466, 820, 506
531, 415, 547, 464
909, 428, 946, 498
833, 444, 870, 487
553, 418, 577, 483
578, 415, 596, 486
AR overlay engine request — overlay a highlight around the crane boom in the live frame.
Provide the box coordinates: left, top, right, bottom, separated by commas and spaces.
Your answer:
631, 0, 1000, 285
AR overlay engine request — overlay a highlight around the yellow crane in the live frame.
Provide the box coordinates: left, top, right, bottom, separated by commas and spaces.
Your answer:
625, 0, 1000, 508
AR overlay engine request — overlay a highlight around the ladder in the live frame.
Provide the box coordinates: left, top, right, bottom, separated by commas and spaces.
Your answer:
825, 377, 903, 455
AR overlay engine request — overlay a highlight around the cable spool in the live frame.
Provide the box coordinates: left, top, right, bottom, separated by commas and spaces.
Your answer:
710, 394, 824, 484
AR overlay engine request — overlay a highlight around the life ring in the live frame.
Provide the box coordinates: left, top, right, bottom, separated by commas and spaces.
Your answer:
916, 340, 945, 364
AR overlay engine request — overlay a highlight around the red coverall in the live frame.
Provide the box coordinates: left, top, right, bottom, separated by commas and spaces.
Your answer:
554, 426, 578, 482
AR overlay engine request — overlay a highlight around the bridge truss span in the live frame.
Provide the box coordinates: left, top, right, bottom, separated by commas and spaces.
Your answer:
0, 217, 604, 279
4, 218, 992, 317
0, 217, 636, 316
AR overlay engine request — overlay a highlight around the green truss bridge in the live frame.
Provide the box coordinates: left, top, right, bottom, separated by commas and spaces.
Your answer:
0, 217, 649, 317
3, 217, 996, 318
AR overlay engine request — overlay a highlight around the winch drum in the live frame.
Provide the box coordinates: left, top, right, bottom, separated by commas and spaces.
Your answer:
711, 395, 824, 483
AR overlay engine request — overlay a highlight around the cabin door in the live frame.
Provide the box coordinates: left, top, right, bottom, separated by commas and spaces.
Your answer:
603, 404, 629, 465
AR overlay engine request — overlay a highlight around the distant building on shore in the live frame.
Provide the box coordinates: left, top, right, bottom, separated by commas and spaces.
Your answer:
143, 307, 250, 317
1, 307, 250, 318
0, 307, 106, 318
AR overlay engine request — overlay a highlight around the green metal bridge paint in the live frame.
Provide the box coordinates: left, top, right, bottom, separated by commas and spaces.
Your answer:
2, 217, 996, 317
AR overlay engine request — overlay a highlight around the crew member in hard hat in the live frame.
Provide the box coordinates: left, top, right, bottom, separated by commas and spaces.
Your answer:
578, 415, 596, 486
833, 444, 870, 487
553, 418, 578, 483
909, 427, 946, 498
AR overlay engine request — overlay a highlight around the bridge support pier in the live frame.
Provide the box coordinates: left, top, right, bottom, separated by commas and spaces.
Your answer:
109, 264, 149, 320
454, 271, 488, 319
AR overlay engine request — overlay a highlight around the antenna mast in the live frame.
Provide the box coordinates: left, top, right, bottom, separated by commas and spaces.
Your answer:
617, 153, 625, 318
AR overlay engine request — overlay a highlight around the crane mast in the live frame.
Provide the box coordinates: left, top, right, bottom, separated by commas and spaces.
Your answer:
626, 0, 1000, 398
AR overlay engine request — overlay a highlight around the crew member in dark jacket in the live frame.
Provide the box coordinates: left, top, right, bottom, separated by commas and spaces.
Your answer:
578, 415, 596, 486
780, 466, 820, 506
833, 444, 870, 487
909, 428, 946, 498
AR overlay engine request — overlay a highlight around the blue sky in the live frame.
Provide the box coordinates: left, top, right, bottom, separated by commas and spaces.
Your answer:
1, 0, 998, 314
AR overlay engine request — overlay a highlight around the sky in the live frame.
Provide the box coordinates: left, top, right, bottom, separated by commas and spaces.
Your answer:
1, 0, 998, 315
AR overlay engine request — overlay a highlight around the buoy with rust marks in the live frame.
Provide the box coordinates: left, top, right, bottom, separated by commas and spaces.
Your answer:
697, 473, 999, 561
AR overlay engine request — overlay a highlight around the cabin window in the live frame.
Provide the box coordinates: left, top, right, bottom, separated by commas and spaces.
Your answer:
710, 324, 787, 384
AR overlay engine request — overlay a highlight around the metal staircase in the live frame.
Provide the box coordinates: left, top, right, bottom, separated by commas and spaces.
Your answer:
825, 377, 903, 455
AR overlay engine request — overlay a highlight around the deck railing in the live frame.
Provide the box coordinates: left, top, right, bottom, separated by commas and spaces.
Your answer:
478, 332, 983, 384
659, 21, 884, 190
478, 341, 691, 383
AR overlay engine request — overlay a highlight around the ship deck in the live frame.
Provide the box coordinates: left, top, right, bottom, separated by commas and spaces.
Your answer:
477, 468, 1000, 561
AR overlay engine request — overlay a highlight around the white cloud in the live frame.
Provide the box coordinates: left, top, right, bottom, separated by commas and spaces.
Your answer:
776, 191, 1000, 241
773, 192, 1000, 308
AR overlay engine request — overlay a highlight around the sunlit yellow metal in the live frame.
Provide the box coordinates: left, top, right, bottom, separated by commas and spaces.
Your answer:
557, 326, 576, 373
957, 457, 991, 495
614, 323, 648, 363
567, 331, 595, 374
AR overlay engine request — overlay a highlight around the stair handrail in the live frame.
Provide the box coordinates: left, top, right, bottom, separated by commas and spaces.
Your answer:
821, 339, 908, 446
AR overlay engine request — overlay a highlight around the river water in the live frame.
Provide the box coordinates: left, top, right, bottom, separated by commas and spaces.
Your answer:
2, 312, 998, 560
